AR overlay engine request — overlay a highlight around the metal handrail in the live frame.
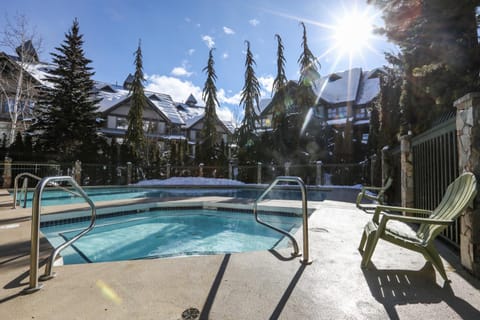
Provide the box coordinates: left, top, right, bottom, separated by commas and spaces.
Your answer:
13, 172, 81, 209
23, 176, 96, 294
253, 176, 312, 264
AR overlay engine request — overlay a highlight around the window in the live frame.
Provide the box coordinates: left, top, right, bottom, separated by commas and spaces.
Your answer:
190, 130, 197, 140
143, 120, 158, 133
338, 106, 347, 118
327, 108, 336, 119
116, 117, 128, 130
355, 107, 369, 119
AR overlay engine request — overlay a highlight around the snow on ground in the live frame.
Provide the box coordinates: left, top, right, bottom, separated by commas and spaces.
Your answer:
135, 177, 246, 186
136, 176, 363, 189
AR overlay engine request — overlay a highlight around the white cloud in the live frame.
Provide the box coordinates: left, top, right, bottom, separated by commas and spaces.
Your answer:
187, 48, 195, 56
249, 19, 260, 26
223, 26, 235, 35
145, 74, 237, 124
258, 75, 274, 96
222, 52, 229, 59
201, 35, 215, 49
171, 67, 193, 77
146, 74, 203, 104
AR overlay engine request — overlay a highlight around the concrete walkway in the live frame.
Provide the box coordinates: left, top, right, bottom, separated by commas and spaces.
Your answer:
1, 193, 480, 319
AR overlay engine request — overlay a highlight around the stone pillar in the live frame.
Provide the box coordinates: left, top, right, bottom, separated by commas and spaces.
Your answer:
2, 157, 12, 188
284, 161, 291, 176
199, 163, 204, 177
126, 162, 132, 185
228, 160, 233, 180
74, 160, 82, 185
257, 162, 262, 184
454, 92, 480, 277
316, 161, 323, 185
400, 134, 414, 208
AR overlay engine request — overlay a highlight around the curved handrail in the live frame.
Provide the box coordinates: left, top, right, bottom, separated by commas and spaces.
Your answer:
24, 176, 96, 294
13, 172, 81, 209
253, 176, 311, 264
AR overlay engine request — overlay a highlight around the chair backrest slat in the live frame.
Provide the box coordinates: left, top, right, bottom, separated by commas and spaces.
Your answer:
416, 172, 477, 243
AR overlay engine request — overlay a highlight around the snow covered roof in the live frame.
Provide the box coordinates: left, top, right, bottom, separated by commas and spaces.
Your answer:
146, 91, 184, 125
312, 68, 380, 106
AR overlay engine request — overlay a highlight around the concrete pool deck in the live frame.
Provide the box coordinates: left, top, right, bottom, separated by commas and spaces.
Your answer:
1, 193, 480, 319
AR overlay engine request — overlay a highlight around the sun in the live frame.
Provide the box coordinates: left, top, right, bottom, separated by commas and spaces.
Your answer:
331, 8, 375, 57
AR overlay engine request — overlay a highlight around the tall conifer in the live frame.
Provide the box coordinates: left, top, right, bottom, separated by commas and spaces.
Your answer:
124, 41, 146, 162
32, 18, 101, 162
200, 48, 220, 164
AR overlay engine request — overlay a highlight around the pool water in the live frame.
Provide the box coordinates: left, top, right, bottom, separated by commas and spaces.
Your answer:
16, 186, 327, 207
41, 208, 302, 264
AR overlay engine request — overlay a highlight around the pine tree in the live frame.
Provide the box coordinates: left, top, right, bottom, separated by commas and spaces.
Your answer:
199, 48, 220, 165
296, 22, 320, 113
124, 40, 146, 163
271, 34, 288, 130
32, 18, 101, 161
369, 0, 480, 133
238, 41, 260, 148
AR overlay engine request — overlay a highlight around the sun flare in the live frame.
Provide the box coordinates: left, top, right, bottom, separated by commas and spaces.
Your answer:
331, 8, 376, 57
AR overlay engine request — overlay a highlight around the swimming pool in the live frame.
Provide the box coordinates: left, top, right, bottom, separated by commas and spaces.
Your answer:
15, 185, 328, 207
40, 207, 302, 264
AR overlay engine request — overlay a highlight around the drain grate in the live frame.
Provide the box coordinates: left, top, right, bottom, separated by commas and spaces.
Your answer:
181, 307, 200, 320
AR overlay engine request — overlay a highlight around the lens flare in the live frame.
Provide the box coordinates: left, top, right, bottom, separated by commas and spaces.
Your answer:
96, 279, 122, 305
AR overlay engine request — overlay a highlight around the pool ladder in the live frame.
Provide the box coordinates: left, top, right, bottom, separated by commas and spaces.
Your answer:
253, 176, 312, 264
13, 172, 81, 209
23, 176, 96, 294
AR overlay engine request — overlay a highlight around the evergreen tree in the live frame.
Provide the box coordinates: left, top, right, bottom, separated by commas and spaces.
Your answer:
296, 22, 320, 113
271, 34, 288, 129
238, 41, 260, 148
124, 41, 146, 163
199, 48, 220, 165
31, 18, 101, 162
369, 0, 480, 133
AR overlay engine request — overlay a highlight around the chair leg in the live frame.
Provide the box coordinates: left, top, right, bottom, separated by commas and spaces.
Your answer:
358, 229, 367, 252
361, 229, 380, 268
423, 245, 449, 282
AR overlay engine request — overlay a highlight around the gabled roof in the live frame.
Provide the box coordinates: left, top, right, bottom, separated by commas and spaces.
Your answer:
313, 68, 363, 105
185, 93, 197, 105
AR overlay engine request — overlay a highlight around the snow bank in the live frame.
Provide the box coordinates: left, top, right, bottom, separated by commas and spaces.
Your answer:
135, 177, 246, 186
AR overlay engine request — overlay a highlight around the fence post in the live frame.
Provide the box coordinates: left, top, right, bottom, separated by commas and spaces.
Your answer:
74, 160, 82, 185
400, 133, 414, 208
166, 163, 171, 179
199, 163, 204, 177
2, 157, 12, 188
370, 154, 377, 186
316, 161, 323, 185
257, 162, 262, 184
126, 162, 132, 185
454, 92, 480, 277
284, 161, 291, 176
228, 160, 233, 180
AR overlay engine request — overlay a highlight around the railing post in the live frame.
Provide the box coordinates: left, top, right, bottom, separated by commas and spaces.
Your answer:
454, 92, 480, 277
228, 160, 233, 180
316, 161, 323, 185
400, 133, 414, 208
284, 161, 291, 176
199, 163, 204, 177
126, 162, 132, 185
257, 162, 262, 184
166, 163, 171, 179
74, 160, 82, 185
370, 154, 377, 186
2, 157, 12, 188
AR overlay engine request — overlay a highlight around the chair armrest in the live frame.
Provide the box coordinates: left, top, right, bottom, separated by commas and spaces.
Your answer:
373, 205, 433, 223
380, 213, 452, 225
361, 186, 384, 192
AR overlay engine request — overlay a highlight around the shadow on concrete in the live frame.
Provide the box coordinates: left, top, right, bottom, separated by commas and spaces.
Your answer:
268, 249, 297, 262
362, 262, 480, 320
199, 254, 231, 320
269, 263, 307, 320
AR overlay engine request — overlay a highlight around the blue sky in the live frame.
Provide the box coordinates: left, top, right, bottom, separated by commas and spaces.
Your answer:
1, 0, 396, 122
